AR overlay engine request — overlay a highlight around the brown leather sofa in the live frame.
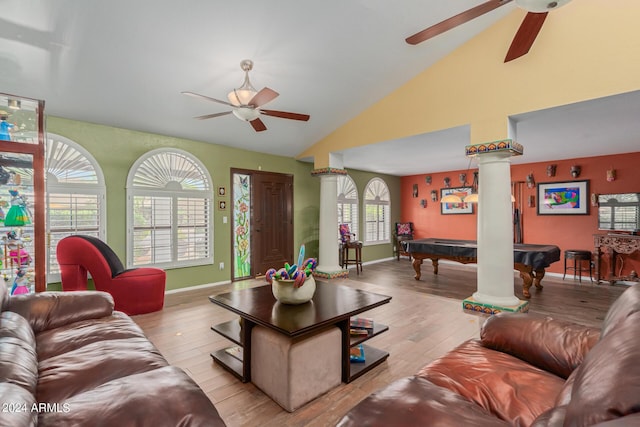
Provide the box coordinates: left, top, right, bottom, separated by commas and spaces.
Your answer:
0, 281, 226, 427
338, 284, 640, 427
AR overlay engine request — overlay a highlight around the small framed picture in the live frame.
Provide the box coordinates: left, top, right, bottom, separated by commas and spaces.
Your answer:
217, 186, 226, 196
537, 180, 589, 215
218, 200, 227, 210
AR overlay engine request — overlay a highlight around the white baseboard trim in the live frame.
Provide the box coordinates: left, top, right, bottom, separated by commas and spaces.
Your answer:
371, 257, 577, 280
343, 257, 396, 270
165, 280, 231, 295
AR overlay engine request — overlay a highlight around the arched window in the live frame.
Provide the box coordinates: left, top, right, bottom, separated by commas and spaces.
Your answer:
363, 177, 390, 244
126, 148, 213, 269
337, 175, 359, 238
46, 134, 106, 283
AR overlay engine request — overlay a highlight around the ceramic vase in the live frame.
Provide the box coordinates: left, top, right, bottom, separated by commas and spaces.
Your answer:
271, 274, 316, 305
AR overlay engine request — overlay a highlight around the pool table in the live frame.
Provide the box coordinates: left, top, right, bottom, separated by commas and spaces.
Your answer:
402, 238, 561, 298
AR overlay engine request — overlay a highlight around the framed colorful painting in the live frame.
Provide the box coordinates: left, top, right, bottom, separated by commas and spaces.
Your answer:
537, 180, 589, 215
440, 187, 473, 214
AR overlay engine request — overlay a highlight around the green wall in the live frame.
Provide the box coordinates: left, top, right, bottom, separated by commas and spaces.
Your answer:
343, 168, 400, 263
47, 116, 399, 290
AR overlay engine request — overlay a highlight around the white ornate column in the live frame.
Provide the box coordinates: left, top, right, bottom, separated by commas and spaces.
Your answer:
311, 168, 349, 279
463, 140, 528, 313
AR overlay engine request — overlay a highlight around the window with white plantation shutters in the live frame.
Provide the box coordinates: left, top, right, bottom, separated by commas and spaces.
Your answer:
127, 149, 213, 269
363, 177, 390, 244
45, 134, 106, 283
337, 175, 359, 240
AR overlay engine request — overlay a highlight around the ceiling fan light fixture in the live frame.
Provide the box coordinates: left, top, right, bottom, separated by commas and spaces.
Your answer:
232, 107, 260, 122
515, 0, 571, 13
227, 87, 257, 106
227, 59, 258, 106
441, 194, 463, 204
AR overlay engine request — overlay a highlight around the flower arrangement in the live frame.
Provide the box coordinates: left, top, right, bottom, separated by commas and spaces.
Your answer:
265, 244, 317, 289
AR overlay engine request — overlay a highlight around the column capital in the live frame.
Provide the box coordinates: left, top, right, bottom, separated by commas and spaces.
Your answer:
465, 139, 523, 158
310, 167, 348, 177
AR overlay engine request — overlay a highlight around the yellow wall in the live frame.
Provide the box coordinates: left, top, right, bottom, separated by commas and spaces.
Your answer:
300, 0, 640, 167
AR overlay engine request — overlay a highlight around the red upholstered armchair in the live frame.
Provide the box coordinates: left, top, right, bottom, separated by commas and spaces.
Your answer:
56, 235, 166, 315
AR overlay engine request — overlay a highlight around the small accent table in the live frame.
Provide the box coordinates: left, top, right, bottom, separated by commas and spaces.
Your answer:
593, 233, 640, 284
209, 281, 391, 384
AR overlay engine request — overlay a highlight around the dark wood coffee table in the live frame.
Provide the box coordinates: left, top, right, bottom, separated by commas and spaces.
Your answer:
209, 280, 391, 383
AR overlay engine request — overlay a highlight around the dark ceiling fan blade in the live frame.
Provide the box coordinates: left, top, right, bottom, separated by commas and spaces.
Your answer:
194, 111, 232, 120
405, 0, 513, 45
504, 11, 548, 62
261, 109, 310, 122
181, 91, 235, 107
249, 87, 279, 108
250, 118, 267, 132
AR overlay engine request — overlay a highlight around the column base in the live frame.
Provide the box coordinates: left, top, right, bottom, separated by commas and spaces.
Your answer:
462, 296, 529, 315
314, 268, 349, 279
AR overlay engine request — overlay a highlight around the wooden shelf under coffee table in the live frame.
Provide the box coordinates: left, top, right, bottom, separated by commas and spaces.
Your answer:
209, 280, 391, 383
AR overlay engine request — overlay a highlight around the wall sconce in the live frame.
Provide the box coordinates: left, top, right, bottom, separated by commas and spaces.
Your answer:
444, 177, 451, 188
606, 168, 616, 182
546, 164, 557, 177
425, 175, 432, 185
526, 172, 535, 189
431, 190, 438, 202
420, 199, 427, 208
459, 173, 466, 185
412, 184, 418, 198
591, 193, 598, 207
570, 165, 581, 178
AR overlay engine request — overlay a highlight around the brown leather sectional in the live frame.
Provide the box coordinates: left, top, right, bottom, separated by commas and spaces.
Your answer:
0, 281, 226, 427
338, 284, 640, 427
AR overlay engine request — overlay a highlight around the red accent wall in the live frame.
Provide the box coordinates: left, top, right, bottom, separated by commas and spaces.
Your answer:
400, 151, 640, 277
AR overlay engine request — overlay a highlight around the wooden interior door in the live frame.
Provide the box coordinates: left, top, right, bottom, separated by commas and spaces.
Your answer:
252, 171, 293, 277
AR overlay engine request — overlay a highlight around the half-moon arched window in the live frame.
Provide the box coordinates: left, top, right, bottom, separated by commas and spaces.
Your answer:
126, 148, 213, 268
46, 134, 106, 283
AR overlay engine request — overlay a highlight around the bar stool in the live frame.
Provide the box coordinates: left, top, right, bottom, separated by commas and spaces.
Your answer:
563, 249, 593, 282
341, 241, 363, 274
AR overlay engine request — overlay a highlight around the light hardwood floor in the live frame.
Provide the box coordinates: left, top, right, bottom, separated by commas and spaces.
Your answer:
133, 259, 628, 427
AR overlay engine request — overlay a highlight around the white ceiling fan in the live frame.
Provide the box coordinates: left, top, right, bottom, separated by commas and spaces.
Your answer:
182, 60, 310, 132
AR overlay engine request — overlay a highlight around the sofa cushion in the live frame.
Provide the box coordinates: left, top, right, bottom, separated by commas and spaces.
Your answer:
337, 376, 510, 427
37, 366, 226, 427
0, 332, 38, 395
0, 311, 38, 397
0, 311, 35, 347
564, 311, 640, 426
7, 290, 114, 333
600, 283, 640, 338
416, 340, 565, 427
37, 337, 168, 403
0, 383, 37, 427
481, 312, 599, 379
35, 311, 148, 360
530, 405, 568, 427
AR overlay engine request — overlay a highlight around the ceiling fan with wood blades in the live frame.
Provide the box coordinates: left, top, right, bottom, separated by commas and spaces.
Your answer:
405, 0, 572, 63
182, 60, 310, 132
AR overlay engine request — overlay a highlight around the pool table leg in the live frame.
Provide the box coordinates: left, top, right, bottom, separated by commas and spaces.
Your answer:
412, 258, 423, 280
532, 268, 545, 289
517, 265, 546, 299
520, 272, 533, 298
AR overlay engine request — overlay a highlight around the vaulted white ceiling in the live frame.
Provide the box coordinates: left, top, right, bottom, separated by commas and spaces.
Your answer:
1, 1, 637, 176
